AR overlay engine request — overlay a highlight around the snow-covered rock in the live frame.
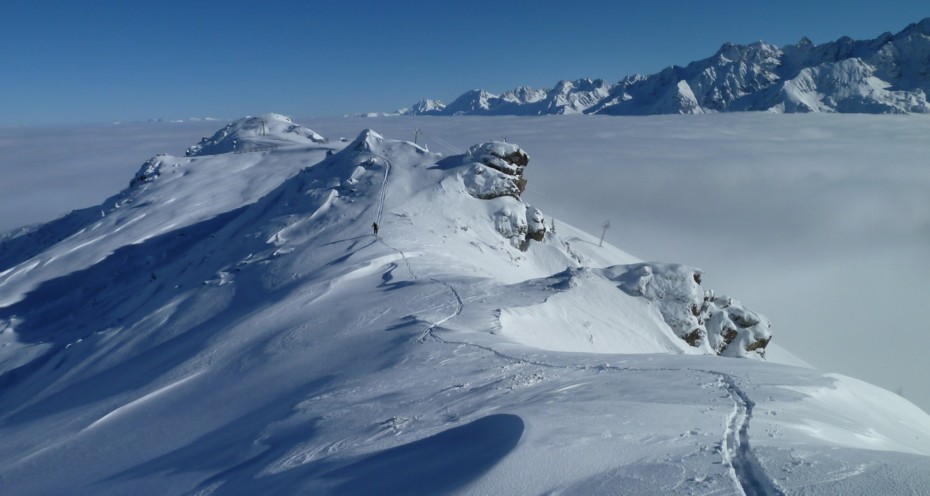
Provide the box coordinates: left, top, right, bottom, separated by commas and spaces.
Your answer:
458, 141, 545, 250
128, 154, 169, 188
608, 263, 771, 357
525, 205, 546, 243
462, 141, 529, 196
403, 17, 930, 116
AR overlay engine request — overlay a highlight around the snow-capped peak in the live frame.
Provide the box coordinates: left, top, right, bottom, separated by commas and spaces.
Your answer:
899, 17, 930, 38
185, 113, 326, 156
409, 99, 446, 114
401, 17, 930, 116
351, 128, 385, 152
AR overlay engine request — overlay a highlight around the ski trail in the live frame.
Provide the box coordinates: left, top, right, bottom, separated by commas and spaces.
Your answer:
369, 157, 459, 342
417, 279, 464, 343
380, 240, 417, 280
719, 374, 785, 496
371, 156, 418, 280
427, 326, 784, 494
375, 158, 391, 224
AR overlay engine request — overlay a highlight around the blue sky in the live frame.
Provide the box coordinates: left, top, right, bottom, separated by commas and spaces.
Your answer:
2, 0, 928, 125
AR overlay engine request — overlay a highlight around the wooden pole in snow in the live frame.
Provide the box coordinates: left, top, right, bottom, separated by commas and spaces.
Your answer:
599, 221, 610, 247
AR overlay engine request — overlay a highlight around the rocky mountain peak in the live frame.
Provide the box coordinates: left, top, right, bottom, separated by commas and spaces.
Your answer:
898, 17, 930, 38
400, 18, 930, 116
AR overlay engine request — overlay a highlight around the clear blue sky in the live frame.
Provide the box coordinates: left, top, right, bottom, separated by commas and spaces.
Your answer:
2, 0, 927, 125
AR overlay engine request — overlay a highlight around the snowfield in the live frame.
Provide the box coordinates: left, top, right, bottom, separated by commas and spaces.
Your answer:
1, 114, 929, 495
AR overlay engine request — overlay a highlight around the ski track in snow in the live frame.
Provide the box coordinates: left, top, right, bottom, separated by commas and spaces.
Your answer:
720, 374, 785, 496
416, 279, 464, 344
379, 239, 417, 281
375, 157, 390, 224
370, 154, 462, 345
372, 155, 418, 281
427, 320, 786, 494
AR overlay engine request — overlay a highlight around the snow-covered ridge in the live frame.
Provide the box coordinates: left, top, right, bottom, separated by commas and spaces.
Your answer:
399, 17, 930, 115
3, 115, 930, 494
0, 115, 772, 364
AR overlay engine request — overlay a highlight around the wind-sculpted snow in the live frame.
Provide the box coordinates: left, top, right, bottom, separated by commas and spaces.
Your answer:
400, 18, 930, 116
2, 115, 930, 495
313, 414, 524, 495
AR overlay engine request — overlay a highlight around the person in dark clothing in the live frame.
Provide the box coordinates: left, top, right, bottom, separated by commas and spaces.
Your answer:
372, 222, 379, 236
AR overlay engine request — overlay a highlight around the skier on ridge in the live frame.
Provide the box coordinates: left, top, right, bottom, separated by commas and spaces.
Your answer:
372, 222, 379, 236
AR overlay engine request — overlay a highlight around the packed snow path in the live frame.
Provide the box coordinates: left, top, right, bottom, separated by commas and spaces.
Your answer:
417, 279, 465, 344
428, 325, 786, 494
374, 157, 390, 224
369, 154, 460, 344
377, 237, 417, 281
367, 150, 467, 346
372, 156, 418, 280
721, 375, 785, 496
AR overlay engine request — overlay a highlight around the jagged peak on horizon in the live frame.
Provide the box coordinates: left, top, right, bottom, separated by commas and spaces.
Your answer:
397, 17, 930, 117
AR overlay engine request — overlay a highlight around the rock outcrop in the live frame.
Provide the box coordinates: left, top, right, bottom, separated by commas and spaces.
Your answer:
462, 141, 529, 200
461, 141, 547, 251
128, 155, 167, 188
607, 263, 772, 358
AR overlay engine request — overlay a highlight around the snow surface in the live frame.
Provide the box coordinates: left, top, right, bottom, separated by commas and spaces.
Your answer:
2, 115, 930, 494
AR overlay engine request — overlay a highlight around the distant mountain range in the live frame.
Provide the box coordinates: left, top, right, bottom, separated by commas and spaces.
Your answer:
397, 18, 930, 116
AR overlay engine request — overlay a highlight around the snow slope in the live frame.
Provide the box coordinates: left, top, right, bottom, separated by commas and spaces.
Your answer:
1, 116, 929, 495
401, 18, 930, 116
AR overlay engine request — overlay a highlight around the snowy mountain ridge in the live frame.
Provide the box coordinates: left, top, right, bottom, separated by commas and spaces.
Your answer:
2, 114, 929, 494
399, 18, 930, 116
